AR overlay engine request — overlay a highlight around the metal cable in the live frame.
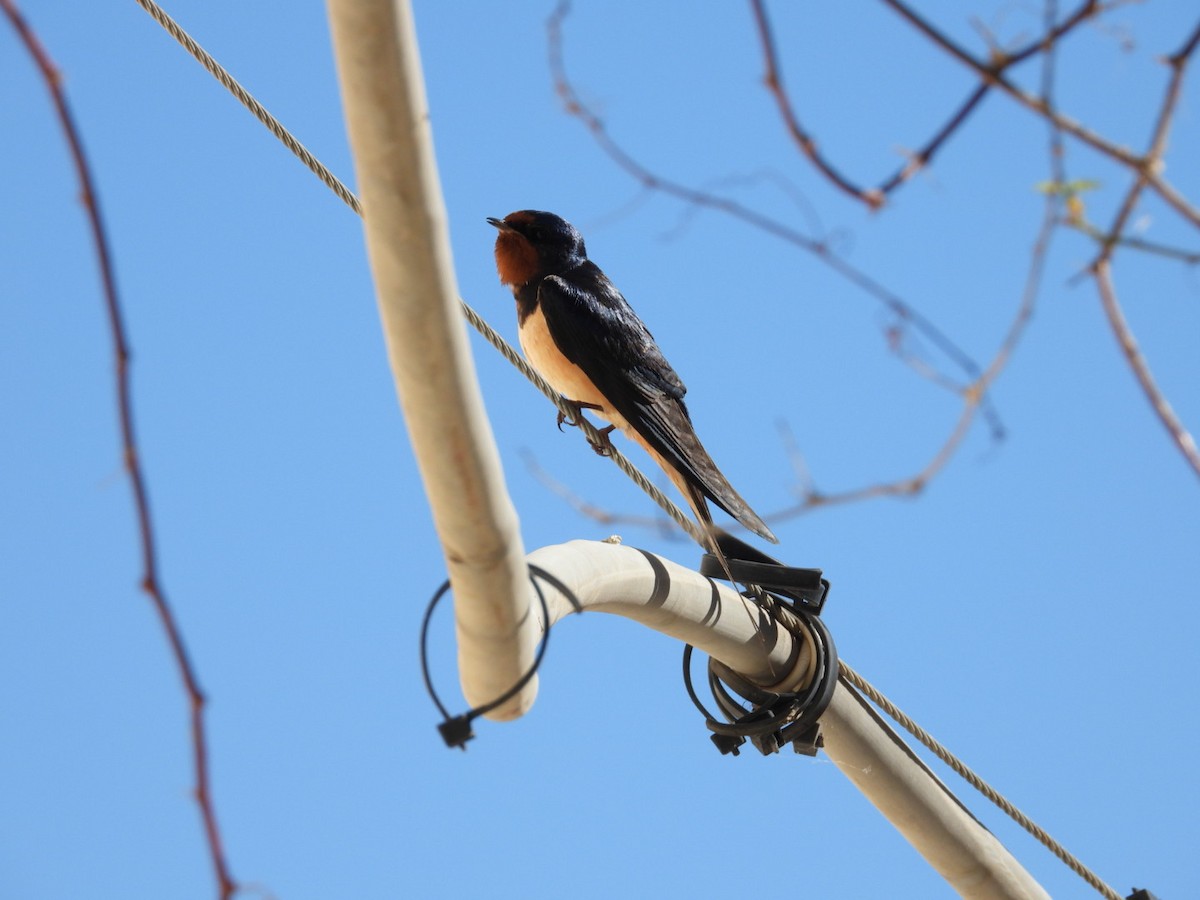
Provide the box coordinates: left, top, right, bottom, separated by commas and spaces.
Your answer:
133, 0, 702, 547
456, 303, 702, 542
135, 8, 1121, 897
839, 661, 1122, 900
133, 0, 361, 214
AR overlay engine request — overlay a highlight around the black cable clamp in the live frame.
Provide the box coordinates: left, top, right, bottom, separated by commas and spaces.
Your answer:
419, 565, 571, 750
686, 531, 836, 757
698, 531, 830, 615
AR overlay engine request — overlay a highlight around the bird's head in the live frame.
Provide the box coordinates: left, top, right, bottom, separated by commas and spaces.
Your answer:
487, 210, 587, 286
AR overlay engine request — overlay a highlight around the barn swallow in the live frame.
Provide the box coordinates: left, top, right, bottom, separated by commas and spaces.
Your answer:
488, 209, 777, 547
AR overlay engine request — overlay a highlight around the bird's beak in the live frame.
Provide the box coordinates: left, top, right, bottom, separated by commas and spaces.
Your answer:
487, 216, 515, 232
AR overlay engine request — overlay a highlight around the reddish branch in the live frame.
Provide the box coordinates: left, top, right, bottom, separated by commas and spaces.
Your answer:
1, 3, 238, 897
1073, 226, 1200, 265
774, 188, 1052, 517
750, 0, 1103, 206
541, 0, 1080, 527
1085, 18, 1200, 480
547, 1, 999, 431
530, 175, 1054, 527
1094, 263, 1200, 478
542, 1, 1200, 523
880, 0, 1200, 230
748, 0, 884, 208
875, 0, 1200, 480
875, 0, 1101, 193
875, 84, 990, 196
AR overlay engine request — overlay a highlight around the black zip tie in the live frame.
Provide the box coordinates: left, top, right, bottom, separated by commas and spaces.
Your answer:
683, 608, 837, 756
685, 531, 837, 756
698, 530, 830, 614
419, 565, 571, 750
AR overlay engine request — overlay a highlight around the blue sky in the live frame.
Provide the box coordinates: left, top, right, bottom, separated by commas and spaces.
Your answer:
2, 2, 1197, 898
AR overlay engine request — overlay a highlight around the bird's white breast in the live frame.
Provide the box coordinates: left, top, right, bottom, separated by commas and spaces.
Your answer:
519, 304, 606, 411
518, 301, 680, 494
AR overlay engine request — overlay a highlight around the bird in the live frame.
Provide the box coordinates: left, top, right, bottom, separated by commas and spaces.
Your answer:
488, 209, 777, 549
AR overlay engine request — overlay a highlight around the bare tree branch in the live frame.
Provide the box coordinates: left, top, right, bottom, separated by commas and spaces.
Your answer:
1079, 16, 1200, 481
542, 0, 1199, 534
773, 186, 1054, 518
523, 194, 1053, 529
547, 0, 1002, 431
1093, 262, 1200, 477
1070, 221, 1200, 265
752, 0, 1104, 203
874, 0, 1104, 194
537, 2, 1075, 531
876, 84, 991, 196
881, 0, 1200, 230
0, 3, 237, 897
748, 0, 885, 209
519, 449, 681, 540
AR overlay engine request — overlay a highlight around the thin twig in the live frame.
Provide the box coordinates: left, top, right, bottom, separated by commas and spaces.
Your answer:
1093, 262, 1200, 477
1069, 221, 1200, 265
1042, 0, 1071, 234
1094, 16, 1200, 256
519, 449, 680, 539
556, 122, 1055, 526
748, 0, 883, 209
548, 0, 1001, 433
876, 84, 991, 195
769, 1, 1065, 516
526, 195, 1054, 526
770, 177, 1052, 517
881, 3, 1200, 482
751, 0, 1101, 201
880, 0, 1200, 230
877, 0, 1101, 193
1, 3, 237, 897
1083, 17, 1200, 481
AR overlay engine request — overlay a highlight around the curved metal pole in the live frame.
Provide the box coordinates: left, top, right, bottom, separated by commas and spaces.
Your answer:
526, 540, 1048, 900
326, 0, 538, 719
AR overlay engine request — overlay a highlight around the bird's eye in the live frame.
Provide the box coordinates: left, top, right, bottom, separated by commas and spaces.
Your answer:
529, 227, 544, 241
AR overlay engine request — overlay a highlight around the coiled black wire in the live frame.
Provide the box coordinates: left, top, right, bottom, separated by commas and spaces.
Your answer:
420, 565, 576, 748
683, 604, 838, 756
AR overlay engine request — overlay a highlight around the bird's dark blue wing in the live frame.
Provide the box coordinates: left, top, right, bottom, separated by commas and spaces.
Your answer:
537, 265, 776, 542
538, 266, 689, 456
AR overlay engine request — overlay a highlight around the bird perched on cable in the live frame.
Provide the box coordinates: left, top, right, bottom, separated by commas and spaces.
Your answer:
488, 209, 777, 549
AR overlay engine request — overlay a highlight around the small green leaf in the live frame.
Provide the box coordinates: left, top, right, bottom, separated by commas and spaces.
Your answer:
1035, 179, 1101, 196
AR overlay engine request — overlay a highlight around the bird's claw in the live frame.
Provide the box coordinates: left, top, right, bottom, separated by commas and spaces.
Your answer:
556, 399, 602, 432
588, 425, 616, 457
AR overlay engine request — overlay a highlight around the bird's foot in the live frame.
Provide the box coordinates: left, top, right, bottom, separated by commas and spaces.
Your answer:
556, 399, 603, 432
587, 425, 616, 457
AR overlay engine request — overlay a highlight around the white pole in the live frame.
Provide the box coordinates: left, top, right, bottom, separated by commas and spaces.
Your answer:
529, 540, 805, 685
325, 7, 1045, 893
527, 541, 1049, 900
823, 687, 1052, 900
325, 0, 538, 719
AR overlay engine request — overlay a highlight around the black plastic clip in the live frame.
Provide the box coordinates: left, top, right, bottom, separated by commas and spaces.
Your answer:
436, 715, 475, 750
710, 733, 746, 756
684, 530, 837, 756
788, 722, 824, 757
699, 531, 830, 615
420, 565, 563, 750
